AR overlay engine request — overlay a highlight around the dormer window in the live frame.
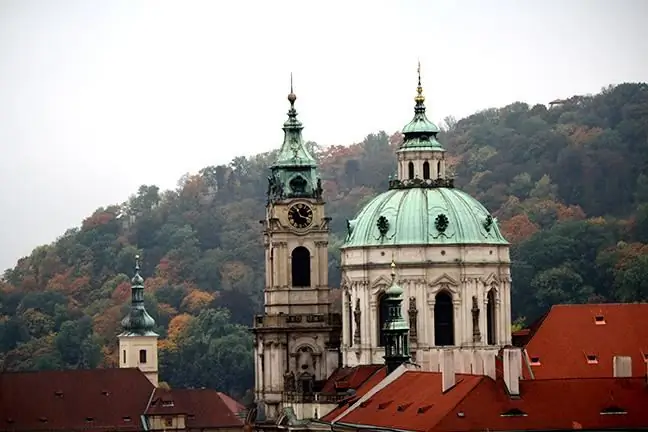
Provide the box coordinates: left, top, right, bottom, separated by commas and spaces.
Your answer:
594, 315, 606, 325
162, 400, 175, 407
529, 356, 541, 366
501, 408, 527, 417
600, 406, 627, 415
586, 354, 598, 364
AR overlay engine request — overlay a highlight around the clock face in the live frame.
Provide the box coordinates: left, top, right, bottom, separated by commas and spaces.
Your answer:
288, 203, 314, 229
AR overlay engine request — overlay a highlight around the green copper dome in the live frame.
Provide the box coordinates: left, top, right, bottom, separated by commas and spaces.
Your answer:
343, 188, 508, 248
120, 256, 158, 337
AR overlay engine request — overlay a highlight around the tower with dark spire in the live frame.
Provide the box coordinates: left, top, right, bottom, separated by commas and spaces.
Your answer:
118, 255, 159, 386
267, 74, 322, 203
393, 62, 452, 186
253, 77, 341, 422
382, 260, 410, 374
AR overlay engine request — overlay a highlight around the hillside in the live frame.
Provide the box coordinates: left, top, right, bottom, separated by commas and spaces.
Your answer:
1, 83, 647, 399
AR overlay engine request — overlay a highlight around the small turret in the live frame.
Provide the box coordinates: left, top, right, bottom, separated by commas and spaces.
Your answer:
118, 255, 159, 386
382, 260, 410, 374
120, 255, 157, 336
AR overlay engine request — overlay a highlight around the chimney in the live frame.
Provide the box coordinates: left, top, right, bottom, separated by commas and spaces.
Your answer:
613, 356, 632, 378
503, 348, 522, 397
441, 350, 455, 392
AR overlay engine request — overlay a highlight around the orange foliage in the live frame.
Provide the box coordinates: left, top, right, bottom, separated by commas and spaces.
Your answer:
144, 276, 169, 294
180, 175, 205, 199
101, 345, 118, 367
180, 289, 214, 314
93, 305, 123, 339
68, 276, 90, 295
156, 257, 180, 280
157, 303, 178, 317
568, 125, 604, 146
556, 203, 586, 221
613, 243, 648, 271
588, 216, 607, 225
111, 281, 131, 303
45, 269, 73, 292
501, 214, 540, 243
160, 313, 193, 351
82, 211, 115, 230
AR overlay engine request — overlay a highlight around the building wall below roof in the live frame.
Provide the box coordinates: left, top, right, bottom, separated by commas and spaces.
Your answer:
119, 334, 159, 386
340, 244, 512, 373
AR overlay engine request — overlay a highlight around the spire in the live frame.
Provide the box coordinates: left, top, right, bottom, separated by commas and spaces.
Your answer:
273, 74, 316, 167
399, 61, 442, 147
120, 255, 157, 336
267, 75, 322, 203
383, 260, 410, 373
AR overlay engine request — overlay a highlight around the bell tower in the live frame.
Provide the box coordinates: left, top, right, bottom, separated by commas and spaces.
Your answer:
252, 77, 341, 421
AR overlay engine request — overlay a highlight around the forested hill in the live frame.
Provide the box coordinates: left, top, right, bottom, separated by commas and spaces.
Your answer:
1, 83, 648, 399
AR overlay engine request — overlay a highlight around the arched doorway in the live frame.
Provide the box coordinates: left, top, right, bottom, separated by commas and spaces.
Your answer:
378, 292, 389, 346
408, 162, 414, 179
423, 161, 430, 179
291, 247, 311, 287
487, 289, 497, 345
434, 291, 454, 346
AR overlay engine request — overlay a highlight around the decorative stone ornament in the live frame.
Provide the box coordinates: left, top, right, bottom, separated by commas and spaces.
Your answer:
435, 213, 449, 233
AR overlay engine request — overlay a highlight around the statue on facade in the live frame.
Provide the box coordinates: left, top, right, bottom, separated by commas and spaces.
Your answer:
314, 178, 323, 200
408, 297, 418, 343
283, 370, 295, 392
353, 298, 361, 345
471, 295, 481, 343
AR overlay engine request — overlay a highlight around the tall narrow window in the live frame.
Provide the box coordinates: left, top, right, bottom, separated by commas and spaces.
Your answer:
434, 291, 454, 346
487, 289, 497, 345
423, 161, 430, 179
378, 293, 389, 346
437, 161, 442, 177
347, 294, 354, 347
408, 162, 414, 179
291, 246, 311, 287
139, 349, 147, 364
123, 350, 126, 364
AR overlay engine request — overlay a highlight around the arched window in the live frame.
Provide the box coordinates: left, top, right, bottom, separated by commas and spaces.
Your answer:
487, 289, 497, 345
378, 292, 389, 346
291, 247, 311, 287
437, 161, 442, 178
408, 162, 414, 179
434, 291, 454, 346
423, 161, 430, 179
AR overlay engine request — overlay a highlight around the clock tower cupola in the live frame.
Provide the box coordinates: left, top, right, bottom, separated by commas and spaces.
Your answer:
252, 76, 341, 421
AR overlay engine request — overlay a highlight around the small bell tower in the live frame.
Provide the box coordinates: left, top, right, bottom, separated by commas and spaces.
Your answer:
383, 261, 410, 374
118, 255, 159, 386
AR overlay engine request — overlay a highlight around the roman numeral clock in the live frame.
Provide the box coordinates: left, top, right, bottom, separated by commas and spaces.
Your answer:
287, 203, 314, 229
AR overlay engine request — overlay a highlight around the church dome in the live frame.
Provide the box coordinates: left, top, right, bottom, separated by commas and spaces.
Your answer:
342, 64, 507, 250
342, 187, 508, 248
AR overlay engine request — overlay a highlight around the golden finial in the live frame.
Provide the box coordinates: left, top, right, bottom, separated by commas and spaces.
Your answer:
415, 60, 425, 104
288, 72, 297, 105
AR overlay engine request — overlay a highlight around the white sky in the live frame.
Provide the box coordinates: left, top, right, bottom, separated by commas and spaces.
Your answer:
0, 0, 646, 271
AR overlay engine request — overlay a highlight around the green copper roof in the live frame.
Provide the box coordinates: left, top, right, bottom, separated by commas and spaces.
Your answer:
267, 76, 322, 203
119, 256, 158, 337
343, 188, 508, 248
399, 63, 443, 152
272, 76, 317, 168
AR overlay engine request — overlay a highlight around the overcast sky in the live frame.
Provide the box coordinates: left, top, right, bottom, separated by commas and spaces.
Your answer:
0, 0, 646, 271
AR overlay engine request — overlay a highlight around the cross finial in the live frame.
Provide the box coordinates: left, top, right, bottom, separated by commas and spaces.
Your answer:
135, 254, 141, 272
415, 61, 425, 104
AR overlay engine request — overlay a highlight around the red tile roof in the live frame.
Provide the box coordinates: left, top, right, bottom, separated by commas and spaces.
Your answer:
331, 371, 648, 431
320, 364, 384, 394
146, 388, 244, 428
521, 303, 648, 379
0, 368, 154, 432
321, 366, 387, 422
436, 377, 648, 432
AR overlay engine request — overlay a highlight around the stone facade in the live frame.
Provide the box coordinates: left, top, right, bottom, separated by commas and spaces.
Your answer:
340, 245, 511, 374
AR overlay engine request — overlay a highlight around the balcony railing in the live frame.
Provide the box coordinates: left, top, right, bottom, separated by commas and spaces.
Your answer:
254, 313, 342, 329
283, 392, 348, 404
